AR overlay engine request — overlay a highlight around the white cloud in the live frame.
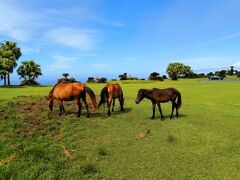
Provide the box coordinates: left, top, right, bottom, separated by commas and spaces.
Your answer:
0, 1, 41, 42
46, 54, 78, 70
180, 57, 231, 70
45, 27, 101, 51
91, 63, 108, 68
232, 61, 240, 68
193, 32, 240, 47
46, 6, 125, 28
124, 57, 135, 62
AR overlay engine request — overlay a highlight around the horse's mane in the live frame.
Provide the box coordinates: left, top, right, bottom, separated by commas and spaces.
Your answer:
48, 84, 58, 97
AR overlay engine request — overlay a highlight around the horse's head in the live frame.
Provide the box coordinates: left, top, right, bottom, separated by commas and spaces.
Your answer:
45, 96, 53, 111
135, 89, 145, 104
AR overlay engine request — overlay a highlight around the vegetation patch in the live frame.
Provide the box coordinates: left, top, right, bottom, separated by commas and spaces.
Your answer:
80, 162, 98, 174
167, 134, 177, 143
97, 147, 108, 156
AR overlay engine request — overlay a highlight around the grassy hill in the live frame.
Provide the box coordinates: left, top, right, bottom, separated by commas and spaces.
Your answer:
1, 79, 240, 179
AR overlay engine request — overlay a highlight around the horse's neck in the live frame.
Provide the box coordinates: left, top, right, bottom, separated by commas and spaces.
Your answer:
144, 90, 154, 100
48, 93, 54, 100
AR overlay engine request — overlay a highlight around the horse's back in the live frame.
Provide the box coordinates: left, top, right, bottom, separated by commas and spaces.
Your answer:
106, 83, 123, 98
53, 82, 85, 99
153, 88, 180, 101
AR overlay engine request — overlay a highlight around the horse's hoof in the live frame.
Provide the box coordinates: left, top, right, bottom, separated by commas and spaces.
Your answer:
151, 117, 155, 120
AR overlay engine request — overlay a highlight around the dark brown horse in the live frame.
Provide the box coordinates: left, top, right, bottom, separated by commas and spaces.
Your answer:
98, 83, 124, 116
45, 82, 97, 117
135, 88, 182, 119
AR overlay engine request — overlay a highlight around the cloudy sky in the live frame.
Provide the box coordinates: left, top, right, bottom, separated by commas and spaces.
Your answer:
1, 0, 240, 84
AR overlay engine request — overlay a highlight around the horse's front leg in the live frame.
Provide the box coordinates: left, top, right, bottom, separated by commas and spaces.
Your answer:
112, 99, 115, 112
57, 99, 64, 115
151, 101, 156, 119
82, 98, 89, 118
157, 102, 164, 119
107, 98, 112, 116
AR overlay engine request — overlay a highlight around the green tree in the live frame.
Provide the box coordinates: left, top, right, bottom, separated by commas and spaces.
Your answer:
228, 66, 234, 76
96, 77, 107, 83
166, 62, 193, 80
62, 73, 69, 79
148, 72, 163, 81
87, 77, 95, 83
119, 73, 128, 80
17, 60, 42, 85
218, 70, 227, 77
0, 41, 21, 86
236, 71, 240, 78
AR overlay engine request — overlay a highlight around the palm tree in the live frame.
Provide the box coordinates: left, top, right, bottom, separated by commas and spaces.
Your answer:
0, 41, 21, 86
17, 60, 42, 85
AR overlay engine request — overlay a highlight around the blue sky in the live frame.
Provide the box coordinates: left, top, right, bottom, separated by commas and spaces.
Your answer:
1, 0, 240, 84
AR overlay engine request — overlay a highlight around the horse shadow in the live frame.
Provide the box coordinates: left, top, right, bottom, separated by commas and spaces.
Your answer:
91, 107, 133, 119
146, 113, 188, 120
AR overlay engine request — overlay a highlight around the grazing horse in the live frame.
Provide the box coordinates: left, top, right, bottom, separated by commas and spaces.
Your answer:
135, 88, 182, 119
45, 82, 97, 118
98, 83, 124, 116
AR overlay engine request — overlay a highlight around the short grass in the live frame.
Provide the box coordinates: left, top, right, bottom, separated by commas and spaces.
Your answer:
1, 79, 240, 179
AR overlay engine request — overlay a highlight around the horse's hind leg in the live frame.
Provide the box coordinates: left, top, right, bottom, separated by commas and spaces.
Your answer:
75, 98, 82, 117
82, 98, 89, 118
112, 99, 115, 112
157, 103, 164, 119
170, 101, 175, 119
119, 96, 124, 111
175, 101, 179, 117
107, 98, 112, 116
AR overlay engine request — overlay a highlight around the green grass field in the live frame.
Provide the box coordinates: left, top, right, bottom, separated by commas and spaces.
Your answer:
1, 79, 240, 179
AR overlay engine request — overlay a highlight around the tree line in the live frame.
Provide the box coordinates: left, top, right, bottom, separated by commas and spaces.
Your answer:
1, 40, 240, 86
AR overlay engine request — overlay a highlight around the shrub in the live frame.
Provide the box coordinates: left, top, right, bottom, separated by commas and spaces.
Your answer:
87, 77, 95, 83
96, 77, 107, 83
80, 163, 97, 174
57, 77, 77, 84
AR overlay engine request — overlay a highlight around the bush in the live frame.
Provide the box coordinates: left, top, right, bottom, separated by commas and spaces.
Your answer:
87, 77, 95, 83
162, 75, 167, 79
236, 71, 240, 78
96, 77, 107, 83
57, 77, 77, 84
80, 163, 97, 174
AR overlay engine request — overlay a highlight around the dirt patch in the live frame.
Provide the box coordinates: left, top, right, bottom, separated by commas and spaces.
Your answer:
9, 96, 99, 139
135, 130, 151, 140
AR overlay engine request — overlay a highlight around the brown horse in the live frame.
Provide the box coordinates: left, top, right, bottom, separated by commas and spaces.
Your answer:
45, 82, 97, 118
135, 88, 182, 119
98, 83, 124, 116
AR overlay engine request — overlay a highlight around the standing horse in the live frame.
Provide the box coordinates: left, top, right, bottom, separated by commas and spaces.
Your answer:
98, 83, 124, 116
135, 88, 182, 119
45, 82, 97, 118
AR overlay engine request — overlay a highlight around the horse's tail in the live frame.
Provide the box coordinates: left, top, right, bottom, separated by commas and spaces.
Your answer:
98, 86, 108, 107
85, 86, 97, 111
175, 89, 182, 110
